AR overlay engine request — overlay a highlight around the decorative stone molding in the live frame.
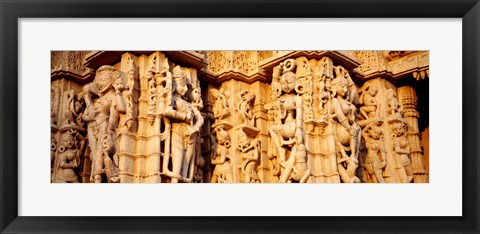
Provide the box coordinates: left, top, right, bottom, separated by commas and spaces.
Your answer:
51, 51, 94, 83
354, 51, 429, 81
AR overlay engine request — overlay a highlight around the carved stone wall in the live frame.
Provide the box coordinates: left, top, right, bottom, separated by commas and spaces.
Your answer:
51, 51, 429, 183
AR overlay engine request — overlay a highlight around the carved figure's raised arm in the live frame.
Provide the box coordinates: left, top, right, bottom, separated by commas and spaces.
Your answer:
113, 78, 126, 114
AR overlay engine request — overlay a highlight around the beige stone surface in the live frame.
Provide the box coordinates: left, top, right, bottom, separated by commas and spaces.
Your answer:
51, 51, 429, 183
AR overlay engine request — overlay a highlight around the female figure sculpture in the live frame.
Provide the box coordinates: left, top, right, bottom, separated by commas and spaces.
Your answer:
64, 89, 85, 127
210, 88, 230, 120
211, 126, 233, 183
161, 66, 204, 183
237, 89, 255, 127
237, 130, 260, 183
330, 66, 361, 183
269, 61, 305, 178
362, 123, 387, 183
53, 129, 85, 183
386, 89, 401, 117
359, 85, 379, 120
391, 121, 414, 183
82, 65, 126, 183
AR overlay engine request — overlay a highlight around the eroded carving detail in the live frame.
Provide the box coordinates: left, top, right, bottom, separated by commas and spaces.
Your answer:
268, 58, 306, 183
391, 121, 414, 183
82, 65, 126, 183
237, 129, 261, 183
330, 67, 361, 183
362, 122, 387, 183
52, 129, 85, 183
211, 125, 233, 183
237, 90, 256, 127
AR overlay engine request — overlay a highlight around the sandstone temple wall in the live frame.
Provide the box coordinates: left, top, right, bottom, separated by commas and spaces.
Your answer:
51, 50, 429, 183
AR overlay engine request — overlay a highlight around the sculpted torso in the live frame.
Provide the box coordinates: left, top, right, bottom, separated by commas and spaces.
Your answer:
278, 96, 298, 139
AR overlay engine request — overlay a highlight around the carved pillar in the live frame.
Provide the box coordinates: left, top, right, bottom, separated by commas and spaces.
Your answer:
397, 86, 429, 183
251, 81, 271, 183
51, 51, 91, 183
357, 78, 419, 183
201, 91, 215, 183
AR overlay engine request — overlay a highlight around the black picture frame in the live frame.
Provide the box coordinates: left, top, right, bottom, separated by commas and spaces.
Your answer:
1, 0, 479, 233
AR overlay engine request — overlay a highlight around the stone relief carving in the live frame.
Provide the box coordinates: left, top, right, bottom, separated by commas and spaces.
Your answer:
64, 89, 85, 128
386, 89, 402, 117
51, 136, 57, 174
362, 122, 387, 183
82, 65, 126, 183
237, 90, 255, 127
160, 65, 204, 183
51, 85, 61, 126
206, 51, 232, 74
237, 129, 261, 183
211, 88, 230, 120
52, 129, 85, 183
211, 125, 233, 183
279, 143, 311, 183
358, 85, 379, 120
330, 67, 361, 183
51, 51, 90, 73
355, 51, 389, 75
146, 52, 168, 125
207, 51, 259, 75
397, 86, 428, 182
390, 120, 414, 183
122, 54, 138, 131
268, 58, 306, 183
51, 51, 428, 183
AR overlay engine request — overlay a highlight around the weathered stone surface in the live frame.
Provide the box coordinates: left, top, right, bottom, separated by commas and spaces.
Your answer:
51, 51, 429, 183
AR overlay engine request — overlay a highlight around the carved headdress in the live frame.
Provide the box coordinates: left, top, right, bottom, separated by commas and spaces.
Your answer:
95, 65, 120, 93
331, 66, 349, 87
172, 65, 186, 80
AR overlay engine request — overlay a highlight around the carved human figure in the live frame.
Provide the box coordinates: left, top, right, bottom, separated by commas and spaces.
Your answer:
102, 133, 120, 183
194, 154, 205, 183
386, 89, 401, 117
211, 126, 233, 183
193, 135, 205, 183
161, 66, 204, 183
53, 130, 84, 183
64, 90, 85, 127
359, 85, 379, 120
269, 61, 304, 176
237, 90, 255, 126
51, 86, 60, 125
362, 123, 387, 183
237, 130, 260, 183
391, 121, 414, 183
211, 88, 230, 120
82, 65, 126, 183
279, 144, 310, 183
330, 67, 361, 183
316, 57, 334, 93
333, 66, 357, 103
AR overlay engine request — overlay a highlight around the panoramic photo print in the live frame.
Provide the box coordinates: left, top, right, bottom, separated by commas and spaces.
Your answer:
50, 51, 429, 183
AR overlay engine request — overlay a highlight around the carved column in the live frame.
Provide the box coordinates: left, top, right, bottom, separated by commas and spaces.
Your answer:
51, 51, 91, 183
397, 86, 429, 182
